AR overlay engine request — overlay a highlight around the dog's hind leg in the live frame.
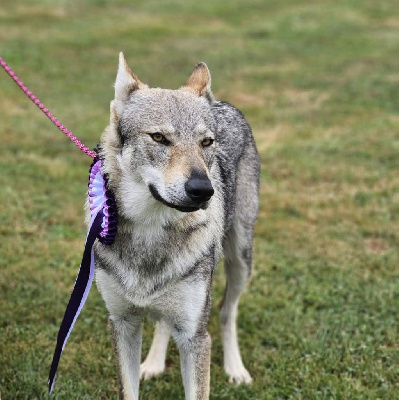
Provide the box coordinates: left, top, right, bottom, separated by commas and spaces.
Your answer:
221, 142, 259, 384
140, 319, 170, 380
109, 315, 143, 400
221, 221, 253, 384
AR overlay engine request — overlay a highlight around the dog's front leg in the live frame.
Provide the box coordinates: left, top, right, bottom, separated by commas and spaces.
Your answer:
161, 272, 213, 399
109, 315, 143, 400
177, 331, 211, 400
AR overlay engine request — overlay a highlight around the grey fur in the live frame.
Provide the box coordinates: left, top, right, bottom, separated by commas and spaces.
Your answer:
109, 318, 126, 400
92, 53, 260, 400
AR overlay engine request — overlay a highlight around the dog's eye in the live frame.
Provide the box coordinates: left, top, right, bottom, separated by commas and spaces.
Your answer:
152, 133, 164, 142
150, 133, 169, 145
202, 138, 214, 147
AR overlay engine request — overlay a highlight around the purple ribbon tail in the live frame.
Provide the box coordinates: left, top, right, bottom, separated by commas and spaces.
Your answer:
48, 210, 104, 394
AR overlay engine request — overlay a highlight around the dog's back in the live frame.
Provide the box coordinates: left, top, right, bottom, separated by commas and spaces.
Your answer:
94, 54, 259, 399
212, 100, 260, 233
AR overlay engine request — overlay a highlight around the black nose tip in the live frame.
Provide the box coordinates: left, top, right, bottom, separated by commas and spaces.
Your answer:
185, 171, 214, 203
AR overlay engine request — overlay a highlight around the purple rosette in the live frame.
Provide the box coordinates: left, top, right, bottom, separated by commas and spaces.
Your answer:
88, 158, 118, 245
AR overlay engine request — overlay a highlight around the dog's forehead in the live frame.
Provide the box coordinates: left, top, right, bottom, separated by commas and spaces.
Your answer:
122, 88, 213, 134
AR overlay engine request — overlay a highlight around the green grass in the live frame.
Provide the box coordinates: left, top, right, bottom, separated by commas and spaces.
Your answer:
1, 0, 399, 398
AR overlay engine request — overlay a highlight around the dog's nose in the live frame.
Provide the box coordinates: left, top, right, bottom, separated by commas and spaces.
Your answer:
185, 171, 214, 203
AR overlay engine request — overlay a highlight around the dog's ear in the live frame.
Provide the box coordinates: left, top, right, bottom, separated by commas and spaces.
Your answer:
182, 62, 214, 102
112, 52, 147, 117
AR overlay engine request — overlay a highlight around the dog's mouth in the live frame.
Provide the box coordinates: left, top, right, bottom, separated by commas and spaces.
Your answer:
149, 184, 204, 213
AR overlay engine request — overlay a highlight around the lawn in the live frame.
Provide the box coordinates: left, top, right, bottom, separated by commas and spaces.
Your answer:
1, 0, 399, 399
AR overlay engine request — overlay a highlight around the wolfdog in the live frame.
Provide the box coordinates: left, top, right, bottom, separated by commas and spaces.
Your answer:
93, 53, 260, 400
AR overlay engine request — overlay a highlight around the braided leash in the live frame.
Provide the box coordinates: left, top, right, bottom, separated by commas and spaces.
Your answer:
0, 56, 96, 158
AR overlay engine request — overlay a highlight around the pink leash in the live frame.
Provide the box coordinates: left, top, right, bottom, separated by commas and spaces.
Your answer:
0, 56, 96, 158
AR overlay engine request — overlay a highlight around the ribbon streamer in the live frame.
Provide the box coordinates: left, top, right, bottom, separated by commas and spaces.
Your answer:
48, 157, 117, 394
48, 209, 104, 394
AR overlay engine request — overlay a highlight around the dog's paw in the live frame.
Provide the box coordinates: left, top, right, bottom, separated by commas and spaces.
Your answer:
140, 360, 165, 380
225, 365, 253, 385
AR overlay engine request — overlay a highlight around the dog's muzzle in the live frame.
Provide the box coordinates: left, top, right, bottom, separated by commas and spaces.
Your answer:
149, 170, 214, 213
149, 184, 206, 212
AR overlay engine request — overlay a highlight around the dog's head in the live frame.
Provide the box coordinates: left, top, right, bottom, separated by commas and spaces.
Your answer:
102, 53, 217, 224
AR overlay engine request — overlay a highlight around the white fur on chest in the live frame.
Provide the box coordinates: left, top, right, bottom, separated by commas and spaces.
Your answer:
95, 198, 223, 308
96, 217, 217, 307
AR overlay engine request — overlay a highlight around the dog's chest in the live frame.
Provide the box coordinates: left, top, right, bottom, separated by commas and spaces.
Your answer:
94, 218, 220, 307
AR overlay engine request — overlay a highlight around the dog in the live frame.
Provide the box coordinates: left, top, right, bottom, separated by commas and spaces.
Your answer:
92, 52, 260, 400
